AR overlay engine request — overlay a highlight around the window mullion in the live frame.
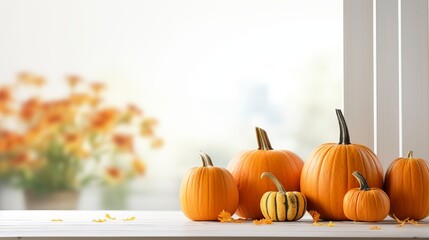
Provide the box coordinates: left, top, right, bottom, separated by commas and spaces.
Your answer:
344, 0, 374, 150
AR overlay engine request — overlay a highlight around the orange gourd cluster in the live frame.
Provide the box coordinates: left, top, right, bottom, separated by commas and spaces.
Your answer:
180, 109, 429, 223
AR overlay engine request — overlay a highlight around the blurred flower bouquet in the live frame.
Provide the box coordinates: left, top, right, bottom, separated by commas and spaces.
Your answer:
0, 73, 162, 198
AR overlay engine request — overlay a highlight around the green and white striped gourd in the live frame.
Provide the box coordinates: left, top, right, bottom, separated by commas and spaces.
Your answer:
260, 172, 307, 221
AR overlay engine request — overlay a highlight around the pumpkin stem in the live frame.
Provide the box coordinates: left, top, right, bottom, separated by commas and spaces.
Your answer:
407, 151, 414, 159
199, 152, 214, 167
336, 109, 351, 145
352, 171, 371, 191
261, 172, 286, 193
255, 127, 273, 150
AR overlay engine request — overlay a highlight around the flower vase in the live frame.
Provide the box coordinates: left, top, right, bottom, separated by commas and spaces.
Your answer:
24, 190, 79, 210
101, 185, 129, 210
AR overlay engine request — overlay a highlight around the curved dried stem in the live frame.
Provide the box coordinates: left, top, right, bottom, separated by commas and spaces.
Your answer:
199, 152, 213, 167
261, 172, 286, 193
352, 171, 371, 191
255, 127, 273, 150
336, 109, 351, 145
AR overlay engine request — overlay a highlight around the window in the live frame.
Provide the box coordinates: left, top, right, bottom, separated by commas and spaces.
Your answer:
0, 0, 343, 210
344, 0, 429, 168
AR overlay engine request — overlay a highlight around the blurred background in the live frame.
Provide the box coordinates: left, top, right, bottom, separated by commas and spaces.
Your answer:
0, 0, 342, 210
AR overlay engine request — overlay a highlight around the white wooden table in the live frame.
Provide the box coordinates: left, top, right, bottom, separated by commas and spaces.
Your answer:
0, 211, 428, 239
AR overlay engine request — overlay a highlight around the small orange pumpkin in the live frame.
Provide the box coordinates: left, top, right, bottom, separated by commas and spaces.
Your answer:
343, 171, 390, 222
180, 152, 239, 221
384, 151, 429, 220
227, 127, 304, 219
300, 109, 384, 220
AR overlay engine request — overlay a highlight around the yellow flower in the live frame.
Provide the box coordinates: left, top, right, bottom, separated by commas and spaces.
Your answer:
89, 97, 102, 107
70, 93, 93, 106
63, 133, 82, 146
73, 148, 89, 159
0, 86, 12, 103
63, 133, 86, 157
18, 72, 45, 87
40, 100, 74, 127
10, 152, 30, 168
0, 104, 13, 115
90, 108, 118, 133
127, 104, 142, 116
140, 118, 158, 136
0, 86, 13, 114
66, 75, 81, 88
90, 82, 106, 95
105, 167, 124, 185
44, 112, 66, 126
118, 104, 143, 123
132, 159, 146, 175
0, 131, 25, 152
151, 138, 163, 148
24, 124, 45, 144
112, 134, 134, 152
20, 97, 41, 121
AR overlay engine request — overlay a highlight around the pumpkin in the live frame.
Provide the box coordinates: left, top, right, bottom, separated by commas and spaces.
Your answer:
260, 172, 307, 221
227, 127, 304, 219
300, 109, 384, 220
180, 152, 239, 221
343, 171, 390, 222
384, 151, 429, 220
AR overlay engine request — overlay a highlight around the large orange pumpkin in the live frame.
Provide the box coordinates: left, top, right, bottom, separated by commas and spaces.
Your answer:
384, 151, 429, 220
300, 109, 384, 220
180, 152, 239, 221
227, 127, 304, 219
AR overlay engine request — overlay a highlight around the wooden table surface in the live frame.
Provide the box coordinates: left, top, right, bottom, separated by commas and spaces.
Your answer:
0, 210, 428, 239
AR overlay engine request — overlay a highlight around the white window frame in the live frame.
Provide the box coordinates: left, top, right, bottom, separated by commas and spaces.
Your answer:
344, 0, 429, 168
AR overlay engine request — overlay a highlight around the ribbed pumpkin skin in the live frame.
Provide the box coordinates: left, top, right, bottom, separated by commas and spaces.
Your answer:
301, 144, 384, 220
180, 154, 239, 221
343, 188, 390, 222
300, 109, 384, 221
343, 172, 390, 222
384, 153, 429, 220
228, 149, 303, 219
260, 191, 307, 221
